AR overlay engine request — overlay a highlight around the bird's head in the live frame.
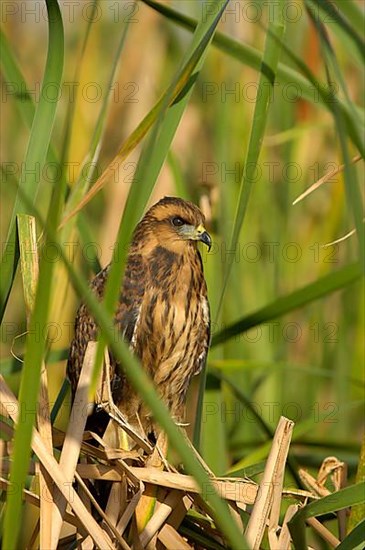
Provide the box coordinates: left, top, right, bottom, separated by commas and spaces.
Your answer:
139, 197, 212, 255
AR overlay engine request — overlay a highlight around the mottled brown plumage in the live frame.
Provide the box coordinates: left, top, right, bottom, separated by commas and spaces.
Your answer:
67, 197, 211, 440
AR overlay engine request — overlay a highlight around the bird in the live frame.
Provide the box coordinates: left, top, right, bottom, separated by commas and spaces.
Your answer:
67, 196, 211, 444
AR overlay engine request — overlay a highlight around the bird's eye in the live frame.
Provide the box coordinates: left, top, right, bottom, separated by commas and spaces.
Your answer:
172, 216, 185, 227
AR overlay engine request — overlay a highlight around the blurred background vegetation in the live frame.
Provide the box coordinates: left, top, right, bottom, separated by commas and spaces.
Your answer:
1, 0, 364, 546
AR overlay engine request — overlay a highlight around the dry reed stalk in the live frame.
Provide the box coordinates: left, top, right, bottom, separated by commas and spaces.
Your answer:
276, 504, 301, 550
105, 481, 125, 527
157, 523, 192, 549
0, 375, 115, 549
157, 494, 192, 548
17, 214, 55, 549
306, 517, 341, 546
37, 370, 54, 549
292, 154, 362, 205
300, 456, 348, 543
0, 477, 85, 532
49, 342, 97, 548
75, 463, 258, 505
3, 223, 326, 548
80, 535, 94, 549
116, 482, 145, 535
140, 489, 183, 546
74, 471, 132, 550
2, 362, 322, 549
245, 416, 294, 549
227, 501, 244, 532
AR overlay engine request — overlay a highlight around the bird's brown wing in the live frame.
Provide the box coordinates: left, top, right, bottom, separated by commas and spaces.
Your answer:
187, 250, 210, 380
67, 265, 110, 398
195, 294, 210, 376
67, 254, 147, 400
115, 252, 147, 348
103, 252, 149, 403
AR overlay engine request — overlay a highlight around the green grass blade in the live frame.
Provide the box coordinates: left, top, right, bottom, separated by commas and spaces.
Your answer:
288, 482, 365, 550
50, 379, 70, 425
52, 8, 131, 322
0, 27, 60, 164
0, 0, 64, 321
336, 123, 364, 270
89, 0, 232, 394
201, 375, 229, 474
61, 1, 230, 226
0, 5, 104, 275
56, 0, 99, 193
16, 215, 38, 319
210, 369, 302, 485
331, 0, 365, 36
349, 435, 365, 531
307, 0, 364, 61
197, 0, 285, 462
117, 0, 229, 243
2, 4, 65, 545
230, 401, 361, 472
209, 358, 364, 388
0, 348, 69, 376
142, 0, 365, 134
0, 28, 35, 127
3, 227, 60, 549
209, 371, 273, 439
63, 0, 365, 224
261, 21, 364, 156
18, 199, 249, 550
63, 9, 131, 221
305, 6, 365, 269
216, 1, 285, 315
212, 262, 362, 346
167, 151, 190, 200
337, 518, 365, 550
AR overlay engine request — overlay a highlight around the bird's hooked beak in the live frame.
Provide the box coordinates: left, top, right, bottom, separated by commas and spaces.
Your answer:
195, 224, 212, 251
177, 222, 212, 251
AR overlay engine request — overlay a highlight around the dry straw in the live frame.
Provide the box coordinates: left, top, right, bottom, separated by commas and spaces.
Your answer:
1, 360, 320, 548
